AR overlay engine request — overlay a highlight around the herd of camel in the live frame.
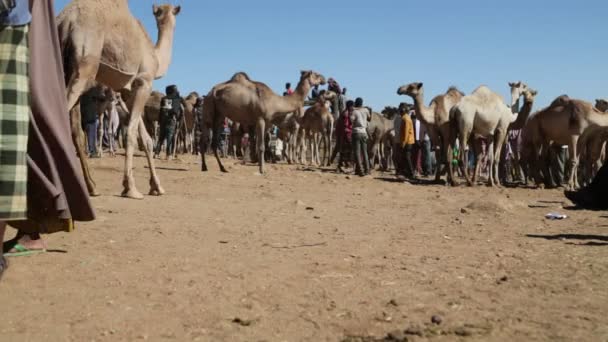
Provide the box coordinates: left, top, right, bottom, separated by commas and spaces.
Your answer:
56, 0, 608, 200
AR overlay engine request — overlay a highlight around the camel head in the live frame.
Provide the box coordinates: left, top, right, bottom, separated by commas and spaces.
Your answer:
300, 70, 326, 87
508, 81, 528, 107
523, 89, 538, 104
397, 82, 424, 98
595, 99, 608, 112
153, 4, 181, 28
321, 90, 337, 101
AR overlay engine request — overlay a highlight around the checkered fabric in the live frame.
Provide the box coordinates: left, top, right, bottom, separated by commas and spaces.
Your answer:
0, 24, 29, 220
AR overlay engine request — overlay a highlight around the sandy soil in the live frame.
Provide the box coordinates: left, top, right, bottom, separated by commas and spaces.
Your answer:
1, 153, 607, 341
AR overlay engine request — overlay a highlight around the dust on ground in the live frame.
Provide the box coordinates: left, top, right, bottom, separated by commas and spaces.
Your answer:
2, 153, 607, 341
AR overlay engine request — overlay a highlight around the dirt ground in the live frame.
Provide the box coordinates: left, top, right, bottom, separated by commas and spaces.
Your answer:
1, 153, 607, 342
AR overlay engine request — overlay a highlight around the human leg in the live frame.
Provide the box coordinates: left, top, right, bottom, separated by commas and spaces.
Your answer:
361, 134, 370, 175
402, 144, 415, 178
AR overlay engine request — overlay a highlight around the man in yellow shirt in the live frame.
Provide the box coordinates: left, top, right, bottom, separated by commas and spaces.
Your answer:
400, 110, 416, 179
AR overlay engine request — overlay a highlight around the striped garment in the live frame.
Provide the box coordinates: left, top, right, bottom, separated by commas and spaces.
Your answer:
0, 24, 29, 220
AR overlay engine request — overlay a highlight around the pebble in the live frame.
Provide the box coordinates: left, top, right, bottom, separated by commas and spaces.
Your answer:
460, 208, 469, 214
431, 315, 443, 325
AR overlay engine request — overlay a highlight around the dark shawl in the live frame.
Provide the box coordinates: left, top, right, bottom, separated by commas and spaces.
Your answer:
10, 0, 95, 231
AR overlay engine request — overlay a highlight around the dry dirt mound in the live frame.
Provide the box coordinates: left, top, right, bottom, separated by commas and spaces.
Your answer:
464, 194, 525, 214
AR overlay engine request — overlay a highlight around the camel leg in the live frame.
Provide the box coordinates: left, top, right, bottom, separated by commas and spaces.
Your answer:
200, 129, 209, 172
211, 121, 228, 173
256, 118, 266, 174
460, 132, 473, 186
567, 136, 579, 190
136, 117, 164, 196
70, 105, 100, 196
472, 139, 484, 185
121, 78, 153, 199
96, 113, 104, 157
493, 131, 508, 187
486, 138, 496, 187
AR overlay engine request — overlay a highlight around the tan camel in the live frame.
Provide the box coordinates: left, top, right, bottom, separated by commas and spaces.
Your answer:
143, 91, 164, 140
166, 91, 198, 156
58, 1, 180, 199
367, 111, 394, 170
202, 70, 326, 174
451, 82, 529, 187
521, 96, 608, 190
573, 99, 608, 183
397, 83, 465, 185
299, 91, 336, 166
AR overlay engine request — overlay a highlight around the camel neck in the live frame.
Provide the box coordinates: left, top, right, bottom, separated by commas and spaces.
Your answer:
511, 100, 532, 129
154, 22, 176, 79
511, 98, 520, 114
412, 94, 435, 125
276, 78, 310, 113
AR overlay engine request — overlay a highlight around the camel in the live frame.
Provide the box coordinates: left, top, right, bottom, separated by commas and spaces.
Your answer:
397, 83, 465, 185
299, 91, 336, 166
367, 112, 394, 171
451, 82, 529, 187
572, 99, 608, 184
96, 86, 129, 157
173, 91, 198, 155
143, 91, 164, 141
521, 95, 608, 190
201, 70, 326, 174
58, 1, 181, 199
596, 99, 608, 112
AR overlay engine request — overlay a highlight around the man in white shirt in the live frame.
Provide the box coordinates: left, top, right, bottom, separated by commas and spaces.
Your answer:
350, 97, 371, 176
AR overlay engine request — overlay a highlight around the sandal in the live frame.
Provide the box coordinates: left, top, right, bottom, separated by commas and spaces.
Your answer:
3, 243, 47, 257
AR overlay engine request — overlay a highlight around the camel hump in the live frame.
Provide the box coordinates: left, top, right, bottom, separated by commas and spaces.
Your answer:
230, 72, 251, 82
446, 86, 465, 97
550, 95, 570, 108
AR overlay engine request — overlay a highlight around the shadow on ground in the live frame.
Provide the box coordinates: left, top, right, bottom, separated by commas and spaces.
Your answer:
527, 234, 608, 246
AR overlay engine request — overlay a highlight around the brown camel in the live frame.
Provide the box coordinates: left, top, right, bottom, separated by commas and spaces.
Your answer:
596, 99, 608, 113
397, 83, 464, 185
521, 95, 608, 190
58, 1, 181, 199
299, 91, 336, 166
202, 70, 326, 174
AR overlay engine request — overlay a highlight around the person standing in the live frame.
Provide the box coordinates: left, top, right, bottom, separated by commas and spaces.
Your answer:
79, 86, 103, 158
309, 84, 320, 101
400, 107, 416, 179
419, 121, 432, 176
335, 100, 354, 173
411, 110, 422, 176
328, 78, 343, 119
193, 96, 204, 155
350, 97, 371, 177
392, 104, 405, 175
155, 85, 182, 160
283, 82, 293, 96
2, 0, 95, 278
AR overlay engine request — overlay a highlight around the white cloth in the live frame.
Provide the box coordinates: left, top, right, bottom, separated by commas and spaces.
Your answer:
351, 107, 370, 134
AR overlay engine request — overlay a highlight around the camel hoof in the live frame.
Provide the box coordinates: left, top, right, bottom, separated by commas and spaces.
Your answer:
149, 185, 165, 196
89, 190, 101, 197
122, 189, 144, 200
220, 167, 229, 173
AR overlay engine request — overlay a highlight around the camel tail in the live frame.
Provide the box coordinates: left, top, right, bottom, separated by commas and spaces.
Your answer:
449, 106, 462, 143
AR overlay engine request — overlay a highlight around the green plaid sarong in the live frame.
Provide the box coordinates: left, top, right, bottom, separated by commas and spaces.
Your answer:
0, 24, 29, 220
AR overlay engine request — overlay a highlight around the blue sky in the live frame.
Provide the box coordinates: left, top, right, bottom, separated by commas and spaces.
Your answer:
54, 0, 607, 111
